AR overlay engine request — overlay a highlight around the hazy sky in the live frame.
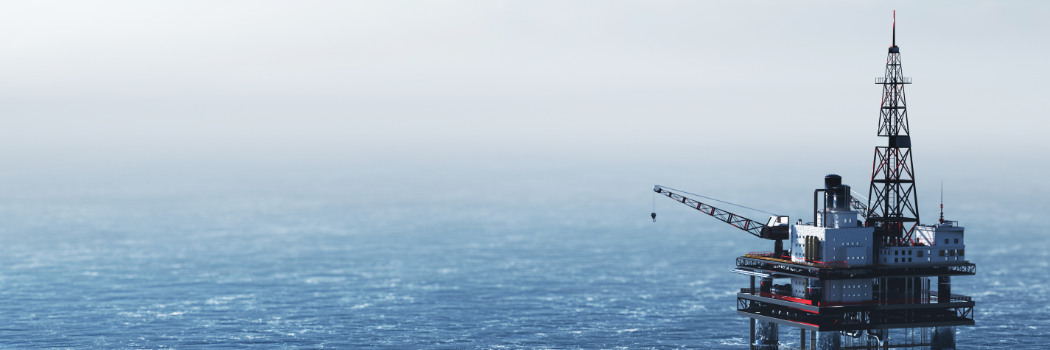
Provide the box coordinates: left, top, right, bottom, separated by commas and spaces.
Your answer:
0, 1, 1046, 224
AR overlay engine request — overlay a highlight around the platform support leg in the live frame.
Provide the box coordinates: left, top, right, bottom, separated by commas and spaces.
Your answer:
749, 276, 755, 350
749, 318, 755, 350
931, 327, 955, 350
754, 320, 778, 350
815, 331, 840, 350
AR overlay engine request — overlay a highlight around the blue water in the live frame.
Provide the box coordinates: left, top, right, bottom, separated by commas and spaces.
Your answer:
0, 174, 1045, 349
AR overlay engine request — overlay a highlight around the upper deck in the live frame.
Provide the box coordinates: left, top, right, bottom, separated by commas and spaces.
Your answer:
735, 252, 976, 280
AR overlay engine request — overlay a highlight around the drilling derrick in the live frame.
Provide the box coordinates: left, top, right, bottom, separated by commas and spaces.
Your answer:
866, 22, 920, 247
652, 13, 977, 350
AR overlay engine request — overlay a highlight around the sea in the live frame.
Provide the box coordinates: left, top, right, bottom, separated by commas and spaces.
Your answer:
0, 168, 1045, 349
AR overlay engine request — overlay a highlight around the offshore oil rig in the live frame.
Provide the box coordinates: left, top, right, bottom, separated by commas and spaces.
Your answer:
653, 15, 974, 350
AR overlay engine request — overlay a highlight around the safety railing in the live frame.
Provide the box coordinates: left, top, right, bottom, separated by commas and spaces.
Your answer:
740, 288, 973, 306
742, 253, 848, 269
875, 77, 912, 84
738, 288, 816, 306
809, 260, 847, 268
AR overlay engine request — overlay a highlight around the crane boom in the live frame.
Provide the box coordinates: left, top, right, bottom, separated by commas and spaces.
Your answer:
653, 186, 788, 240
850, 196, 870, 219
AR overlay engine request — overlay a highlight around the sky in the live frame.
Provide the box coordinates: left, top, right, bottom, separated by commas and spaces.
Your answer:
0, 1, 1046, 228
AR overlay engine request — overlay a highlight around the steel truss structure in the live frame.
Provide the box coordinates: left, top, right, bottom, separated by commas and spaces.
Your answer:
850, 196, 869, 219
654, 187, 788, 239
866, 45, 921, 246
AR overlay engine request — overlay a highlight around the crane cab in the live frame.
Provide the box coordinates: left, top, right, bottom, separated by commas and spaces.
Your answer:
766, 216, 790, 227
759, 215, 790, 240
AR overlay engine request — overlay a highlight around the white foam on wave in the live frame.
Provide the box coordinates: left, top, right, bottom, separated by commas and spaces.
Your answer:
205, 294, 253, 305
305, 276, 346, 284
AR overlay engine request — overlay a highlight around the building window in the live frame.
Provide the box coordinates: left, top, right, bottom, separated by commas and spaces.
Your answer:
895, 250, 898, 255
949, 250, 956, 256
908, 258, 912, 262
959, 249, 965, 256
944, 239, 949, 244
908, 250, 912, 255
939, 250, 945, 257
954, 238, 959, 244
918, 250, 924, 257
894, 258, 898, 263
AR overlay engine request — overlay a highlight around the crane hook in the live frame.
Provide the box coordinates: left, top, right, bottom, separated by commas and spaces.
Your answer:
651, 190, 657, 222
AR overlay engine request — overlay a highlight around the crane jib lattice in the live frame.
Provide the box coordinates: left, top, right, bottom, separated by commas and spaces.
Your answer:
654, 188, 765, 238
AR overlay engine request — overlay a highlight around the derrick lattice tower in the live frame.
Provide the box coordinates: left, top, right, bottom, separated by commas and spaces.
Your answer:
866, 16, 920, 246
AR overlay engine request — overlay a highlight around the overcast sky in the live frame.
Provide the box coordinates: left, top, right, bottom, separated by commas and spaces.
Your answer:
0, 1, 1046, 223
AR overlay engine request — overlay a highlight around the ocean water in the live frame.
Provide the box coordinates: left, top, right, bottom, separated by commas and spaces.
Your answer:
0, 174, 1045, 349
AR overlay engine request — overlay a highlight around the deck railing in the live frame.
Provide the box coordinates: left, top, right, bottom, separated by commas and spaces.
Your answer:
743, 253, 847, 268
739, 288, 973, 306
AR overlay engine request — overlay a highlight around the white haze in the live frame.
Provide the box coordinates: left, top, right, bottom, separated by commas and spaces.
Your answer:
0, 1, 1046, 231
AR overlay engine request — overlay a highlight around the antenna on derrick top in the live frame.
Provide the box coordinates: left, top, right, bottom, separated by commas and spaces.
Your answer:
892, 10, 896, 47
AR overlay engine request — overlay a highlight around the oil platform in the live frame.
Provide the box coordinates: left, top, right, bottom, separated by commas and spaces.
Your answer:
653, 15, 974, 349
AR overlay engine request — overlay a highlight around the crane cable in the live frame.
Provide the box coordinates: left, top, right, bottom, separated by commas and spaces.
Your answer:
850, 190, 869, 201
651, 191, 657, 222
655, 185, 781, 217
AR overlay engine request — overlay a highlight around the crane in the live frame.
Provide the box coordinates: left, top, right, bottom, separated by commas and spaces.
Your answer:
651, 185, 872, 257
850, 196, 870, 219
653, 185, 790, 257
